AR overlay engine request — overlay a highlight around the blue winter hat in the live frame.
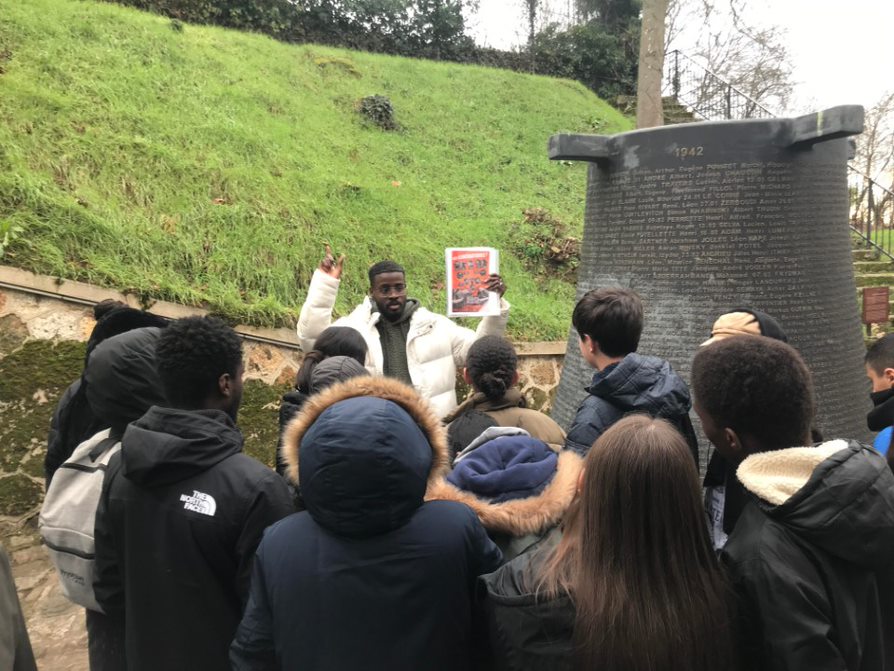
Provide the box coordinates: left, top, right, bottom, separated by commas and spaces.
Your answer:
447, 435, 558, 504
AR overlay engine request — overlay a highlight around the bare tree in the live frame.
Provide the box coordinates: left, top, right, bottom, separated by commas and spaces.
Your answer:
519, 0, 539, 69
665, 0, 793, 117
853, 91, 894, 230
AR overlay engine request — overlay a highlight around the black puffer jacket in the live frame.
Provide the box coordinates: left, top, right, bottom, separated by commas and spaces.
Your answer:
94, 407, 294, 671
564, 353, 698, 462
722, 440, 894, 671
231, 377, 503, 671
477, 535, 573, 671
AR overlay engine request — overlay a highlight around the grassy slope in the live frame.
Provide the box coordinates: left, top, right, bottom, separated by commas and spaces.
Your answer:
0, 0, 631, 339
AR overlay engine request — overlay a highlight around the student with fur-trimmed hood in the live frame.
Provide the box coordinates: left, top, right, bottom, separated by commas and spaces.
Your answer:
231, 377, 503, 671
427, 431, 583, 561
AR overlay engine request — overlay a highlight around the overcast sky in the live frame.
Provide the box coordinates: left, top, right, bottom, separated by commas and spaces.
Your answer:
469, 0, 894, 114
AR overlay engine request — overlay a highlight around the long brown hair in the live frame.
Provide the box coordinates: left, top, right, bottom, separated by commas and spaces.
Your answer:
537, 414, 736, 671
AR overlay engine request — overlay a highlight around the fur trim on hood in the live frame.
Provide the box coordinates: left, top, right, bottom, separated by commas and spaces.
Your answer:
425, 447, 583, 536
736, 439, 849, 505
282, 375, 450, 490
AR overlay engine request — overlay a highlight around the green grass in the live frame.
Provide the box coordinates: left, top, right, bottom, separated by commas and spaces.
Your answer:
0, 0, 631, 339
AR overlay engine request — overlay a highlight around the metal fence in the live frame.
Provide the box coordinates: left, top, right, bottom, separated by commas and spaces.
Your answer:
664, 49, 894, 261
850, 168, 894, 260
663, 50, 775, 121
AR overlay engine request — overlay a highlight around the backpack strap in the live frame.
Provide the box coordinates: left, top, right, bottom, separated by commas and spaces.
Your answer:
88, 436, 120, 463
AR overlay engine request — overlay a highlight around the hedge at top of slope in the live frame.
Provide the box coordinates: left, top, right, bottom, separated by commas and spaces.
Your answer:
0, 0, 631, 341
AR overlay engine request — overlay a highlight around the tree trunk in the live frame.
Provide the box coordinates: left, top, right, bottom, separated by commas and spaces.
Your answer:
636, 0, 669, 128
527, 0, 537, 72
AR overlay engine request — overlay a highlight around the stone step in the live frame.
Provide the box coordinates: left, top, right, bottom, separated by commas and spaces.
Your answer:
854, 260, 894, 273
855, 273, 894, 288
852, 249, 878, 261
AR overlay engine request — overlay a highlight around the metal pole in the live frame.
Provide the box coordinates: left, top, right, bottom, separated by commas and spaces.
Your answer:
673, 50, 680, 98
868, 182, 875, 251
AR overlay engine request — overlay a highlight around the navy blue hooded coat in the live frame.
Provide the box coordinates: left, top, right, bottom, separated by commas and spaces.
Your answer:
564, 353, 698, 462
231, 376, 503, 671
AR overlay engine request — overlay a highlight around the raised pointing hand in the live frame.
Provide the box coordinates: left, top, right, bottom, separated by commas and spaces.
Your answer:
319, 244, 346, 280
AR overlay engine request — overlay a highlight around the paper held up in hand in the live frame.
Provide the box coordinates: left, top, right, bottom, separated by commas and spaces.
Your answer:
445, 247, 500, 318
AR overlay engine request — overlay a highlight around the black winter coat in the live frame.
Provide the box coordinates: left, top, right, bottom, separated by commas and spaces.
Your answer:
231, 377, 503, 671
275, 389, 309, 476
721, 440, 894, 671
94, 407, 294, 671
564, 353, 698, 462
44, 379, 84, 487
477, 538, 573, 671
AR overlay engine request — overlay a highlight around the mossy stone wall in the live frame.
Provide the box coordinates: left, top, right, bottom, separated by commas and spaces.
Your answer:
0, 285, 565, 526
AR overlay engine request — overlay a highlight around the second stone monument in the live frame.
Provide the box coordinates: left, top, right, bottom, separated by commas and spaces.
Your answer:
549, 105, 869, 448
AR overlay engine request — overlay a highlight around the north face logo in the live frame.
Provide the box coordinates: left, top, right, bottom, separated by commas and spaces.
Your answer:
179, 490, 217, 516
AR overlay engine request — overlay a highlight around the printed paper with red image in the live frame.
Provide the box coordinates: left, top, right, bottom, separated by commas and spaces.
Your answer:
445, 247, 500, 317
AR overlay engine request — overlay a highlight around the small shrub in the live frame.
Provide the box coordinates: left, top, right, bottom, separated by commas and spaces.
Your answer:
509, 208, 580, 281
357, 95, 399, 131
314, 56, 361, 78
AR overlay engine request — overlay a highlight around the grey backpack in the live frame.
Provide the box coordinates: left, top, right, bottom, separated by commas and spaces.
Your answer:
39, 429, 120, 613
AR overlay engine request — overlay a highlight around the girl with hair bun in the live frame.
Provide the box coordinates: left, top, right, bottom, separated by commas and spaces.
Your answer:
443, 336, 565, 459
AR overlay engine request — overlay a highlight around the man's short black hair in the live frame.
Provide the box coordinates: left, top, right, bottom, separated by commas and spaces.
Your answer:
368, 260, 405, 286
571, 288, 643, 357
865, 333, 894, 375
156, 316, 243, 409
692, 336, 815, 451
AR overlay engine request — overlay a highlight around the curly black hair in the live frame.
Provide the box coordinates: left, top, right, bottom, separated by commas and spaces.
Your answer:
368, 260, 405, 286
156, 316, 243, 408
466, 336, 518, 400
865, 333, 894, 375
691, 335, 815, 451
572, 288, 643, 358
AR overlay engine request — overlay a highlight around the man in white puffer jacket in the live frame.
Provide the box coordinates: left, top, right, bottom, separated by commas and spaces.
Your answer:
297, 246, 510, 419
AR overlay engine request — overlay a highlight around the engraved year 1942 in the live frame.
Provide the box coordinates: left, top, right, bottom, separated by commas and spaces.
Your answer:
673, 146, 704, 159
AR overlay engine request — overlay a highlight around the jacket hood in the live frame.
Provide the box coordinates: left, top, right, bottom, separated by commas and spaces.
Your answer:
427, 438, 583, 537
282, 376, 449, 537
85, 307, 168, 363
308, 356, 367, 394
120, 407, 243, 486
737, 439, 894, 569
587, 353, 691, 417
84, 327, 166, 438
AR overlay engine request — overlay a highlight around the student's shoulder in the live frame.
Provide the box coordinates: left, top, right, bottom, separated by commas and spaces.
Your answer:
418, 499, 485, 534
722, 504, 807, 578
220, 454, 290, 492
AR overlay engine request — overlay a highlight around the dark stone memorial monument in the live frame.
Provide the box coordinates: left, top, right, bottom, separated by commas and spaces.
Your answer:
549, 105, 870, 451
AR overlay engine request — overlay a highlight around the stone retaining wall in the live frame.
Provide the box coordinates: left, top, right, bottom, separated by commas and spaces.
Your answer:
0, 276, 566, 530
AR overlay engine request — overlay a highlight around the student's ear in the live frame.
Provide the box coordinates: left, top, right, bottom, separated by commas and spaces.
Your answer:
462, 368, 472, 385
723, 428, 747, 462
580, 334, 596, 355
577, 468, 586, 493
511, 370, 520, 386
885, 367, 894, 387
218, 372, 234, 398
